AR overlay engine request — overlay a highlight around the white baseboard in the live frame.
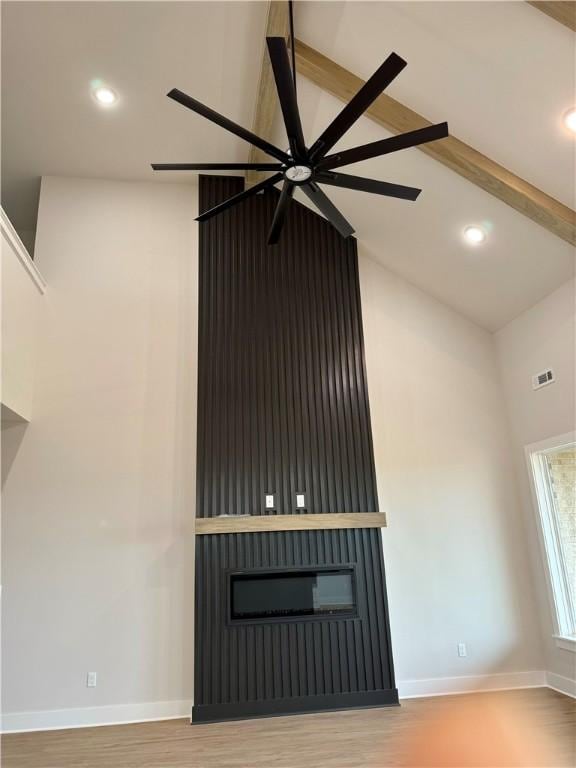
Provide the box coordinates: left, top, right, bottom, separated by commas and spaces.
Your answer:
546, 671, 576, 698
397, 670, 547, 699
1, 699, 192, 734
4, 670, 571, 733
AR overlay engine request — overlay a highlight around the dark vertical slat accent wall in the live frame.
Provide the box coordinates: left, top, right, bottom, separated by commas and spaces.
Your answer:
196, 175, 379, 517
194, 530, 397, 722
194, 176, 397, 723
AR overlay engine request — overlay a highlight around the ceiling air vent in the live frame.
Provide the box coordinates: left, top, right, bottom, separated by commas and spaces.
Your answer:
532, 369, 555, 390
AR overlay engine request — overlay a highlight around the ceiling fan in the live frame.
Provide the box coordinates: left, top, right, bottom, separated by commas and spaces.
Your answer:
152, 36, 449, 245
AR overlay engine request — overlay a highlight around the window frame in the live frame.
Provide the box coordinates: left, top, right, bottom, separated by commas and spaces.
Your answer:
525, 432, 576, 651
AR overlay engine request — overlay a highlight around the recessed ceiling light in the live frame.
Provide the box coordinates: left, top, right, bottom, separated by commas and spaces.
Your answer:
563, 108, 576, 134
463, 225, 487, 245
93, 86, 117, 106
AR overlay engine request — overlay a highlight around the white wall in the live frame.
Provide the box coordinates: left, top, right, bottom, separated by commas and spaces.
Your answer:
496, 279, 576, 685
1, 209, 46, 422
359, 249, 543, 689
2, 177, 198, 727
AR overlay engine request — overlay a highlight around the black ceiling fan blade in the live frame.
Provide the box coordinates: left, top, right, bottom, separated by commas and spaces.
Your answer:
300, 183, 355, 238
267, 181, 295, 245
266, 37, 307, 162
167, 88, 289, 163
318, 122, 449, 171
316, 171, 421, 201
308, 52, 407, 162
196, 173, 283, 222
151, 162, 282, 171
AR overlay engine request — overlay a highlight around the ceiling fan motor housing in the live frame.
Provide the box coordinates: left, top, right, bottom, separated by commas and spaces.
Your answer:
284, 164, 313, 183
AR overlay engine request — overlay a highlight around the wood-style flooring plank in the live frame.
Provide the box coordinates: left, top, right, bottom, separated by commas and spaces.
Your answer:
3, 688, 575, 768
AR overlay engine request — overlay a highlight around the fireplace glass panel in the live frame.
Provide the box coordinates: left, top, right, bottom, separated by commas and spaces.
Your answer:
230, 568, 355, 621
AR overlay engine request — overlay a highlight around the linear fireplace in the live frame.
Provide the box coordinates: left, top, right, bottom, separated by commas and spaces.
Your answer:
229, 567, 357, 623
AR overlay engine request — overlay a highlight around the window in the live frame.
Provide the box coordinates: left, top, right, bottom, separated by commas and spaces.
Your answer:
526, 434, 576, 649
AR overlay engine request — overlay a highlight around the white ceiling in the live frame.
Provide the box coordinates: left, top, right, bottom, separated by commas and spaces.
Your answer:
2, 0, 575, 330
1, 1, 267, 227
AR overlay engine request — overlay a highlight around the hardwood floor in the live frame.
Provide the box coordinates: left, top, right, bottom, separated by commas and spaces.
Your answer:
2, 688, 575, 768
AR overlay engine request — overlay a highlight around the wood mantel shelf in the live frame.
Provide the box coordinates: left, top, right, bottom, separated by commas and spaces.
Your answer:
195, 513, 387, 535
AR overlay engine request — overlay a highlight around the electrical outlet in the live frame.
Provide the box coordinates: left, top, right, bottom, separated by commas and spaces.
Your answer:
265, 494, 274, 509
86, 672, 97, 687
457, 643, 467, 658
296, 493, 306, 509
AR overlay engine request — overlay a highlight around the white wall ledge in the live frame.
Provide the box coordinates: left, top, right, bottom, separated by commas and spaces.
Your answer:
1, 207, 46, 294
554, 635, 576, 653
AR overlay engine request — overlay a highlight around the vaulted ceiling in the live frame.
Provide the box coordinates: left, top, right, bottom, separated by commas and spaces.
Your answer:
2, 1, 574, 330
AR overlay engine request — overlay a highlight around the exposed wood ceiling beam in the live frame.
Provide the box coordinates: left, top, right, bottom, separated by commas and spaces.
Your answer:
526, 1, 576, 31
246, 2, 290, 186
295, 39, 576, 247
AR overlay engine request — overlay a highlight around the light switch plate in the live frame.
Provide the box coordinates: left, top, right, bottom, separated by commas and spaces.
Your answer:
296, 493, 305, 508
265, 494, 274, 509
86, 672, 97, 688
